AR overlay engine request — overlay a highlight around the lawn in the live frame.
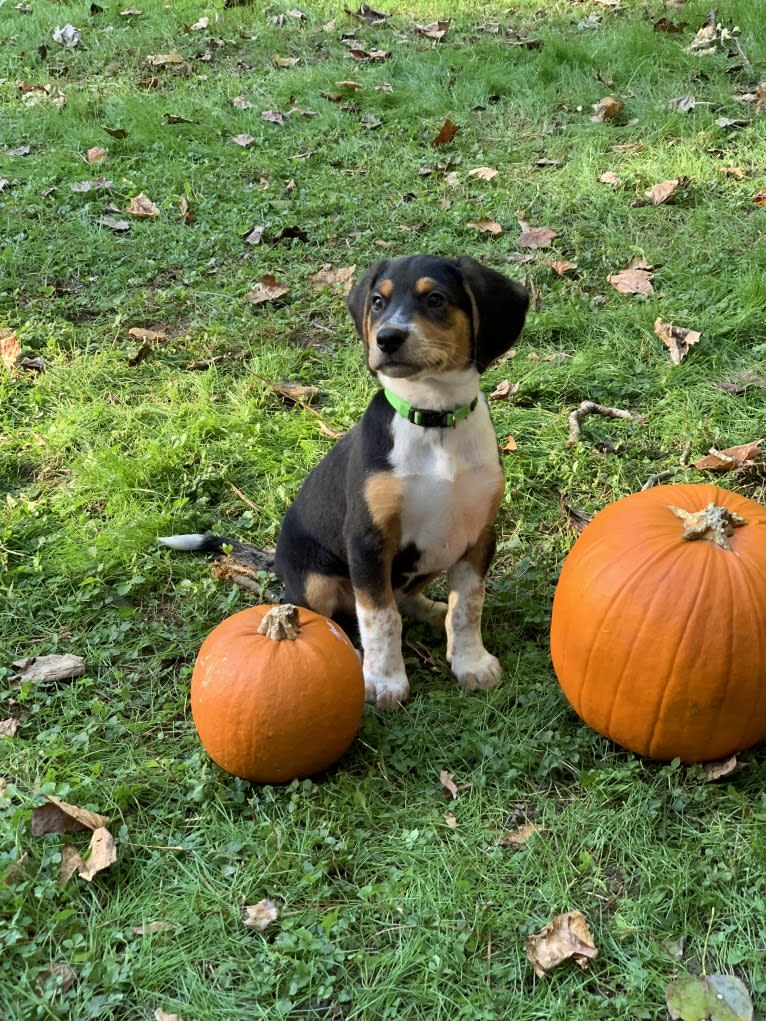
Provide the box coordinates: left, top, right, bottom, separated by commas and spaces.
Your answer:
1, 0, 766, 1018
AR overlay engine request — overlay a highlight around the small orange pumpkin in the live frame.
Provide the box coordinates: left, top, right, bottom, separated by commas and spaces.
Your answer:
191, 604, 365, 782
550, 483, 766, 762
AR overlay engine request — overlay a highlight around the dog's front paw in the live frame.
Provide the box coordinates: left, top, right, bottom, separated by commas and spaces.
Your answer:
452, 651, 502, 691
364, 671, 410, 711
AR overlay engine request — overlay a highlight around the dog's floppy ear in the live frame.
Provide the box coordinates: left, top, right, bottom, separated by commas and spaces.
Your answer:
346, 260, 389, 337
457, 255, 529, 372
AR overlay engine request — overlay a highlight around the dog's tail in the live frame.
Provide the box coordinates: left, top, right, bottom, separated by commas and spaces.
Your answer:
158, 533, 276, 575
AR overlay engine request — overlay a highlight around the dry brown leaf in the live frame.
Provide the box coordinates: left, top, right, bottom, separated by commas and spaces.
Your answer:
4, 852, 29, 887
132, 920, 182, 935
179, 196, 194, 224
309, 263, 356, 293
86, 146, 108, 164
501, 435, 518, 453
244, 898, 279, 931
654, 317, 701, 364
431, 118, 459, 147
272, 381, 320, 404
497, 822, 543, 846
145, 52, 184, 67
59, 846, 82, 885
548, 259, 577, 276
13, 653, 85, 683
644, 178, 680, 205
154, 1011, 184, 1021
489, 379, 519, 401
444, 811, 458, 829
99, 216, 131, 232
1, 330, 22, 372
273, 54, 300, 67
468, 218, 502, 235
518, 226, 558, 249
414, 20, 450, 41
231, 133, 256, 148
37, 962, 77, 993
78, 827, 117, 881
246, 275, 290, 305
335, 79, 362, 90
753, 189, 766, 207
128, 327, 167, 341
608, 260, 654, 296
126, 192, 159, 217
590, 95, 624, 122
667, 94, 696, 113
31, 796, 110, 836
717, 165, 745, 179
704, 755, 739, 782
526, 910, 598, 978
692, 440, 761, 472
598, 171, 623, 187
468, 166, 498, 181
439, 769, 459, 800
0, 718, 19, 738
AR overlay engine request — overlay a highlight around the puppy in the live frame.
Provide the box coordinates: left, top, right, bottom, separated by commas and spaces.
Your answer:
273, 255, 528, 708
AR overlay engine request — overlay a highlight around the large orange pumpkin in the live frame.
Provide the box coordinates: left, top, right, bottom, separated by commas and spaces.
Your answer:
550, 483, 766, 762
191, 604, 365, 782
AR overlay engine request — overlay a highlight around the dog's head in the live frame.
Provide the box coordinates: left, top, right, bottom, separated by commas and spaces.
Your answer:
347, 255, 529, 378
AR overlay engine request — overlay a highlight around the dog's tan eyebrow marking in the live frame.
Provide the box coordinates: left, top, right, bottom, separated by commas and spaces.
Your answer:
376, 278, 394, 299
415, 276, 437, 296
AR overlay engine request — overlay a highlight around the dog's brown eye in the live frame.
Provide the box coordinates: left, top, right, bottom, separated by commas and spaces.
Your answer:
426, 291, 446, 309
370, 293, 386, 312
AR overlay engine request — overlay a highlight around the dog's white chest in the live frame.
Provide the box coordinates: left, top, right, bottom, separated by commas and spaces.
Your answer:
388, 403, 503, 575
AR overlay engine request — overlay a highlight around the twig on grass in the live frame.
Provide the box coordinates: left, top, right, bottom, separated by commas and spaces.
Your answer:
565, 401, 640, 448
640, 442, 691, 490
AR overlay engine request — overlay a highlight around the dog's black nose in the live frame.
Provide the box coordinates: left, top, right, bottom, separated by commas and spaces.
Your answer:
376, 326, 408, 354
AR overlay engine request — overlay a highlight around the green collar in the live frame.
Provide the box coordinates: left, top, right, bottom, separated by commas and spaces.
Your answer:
383, 387, 479, 429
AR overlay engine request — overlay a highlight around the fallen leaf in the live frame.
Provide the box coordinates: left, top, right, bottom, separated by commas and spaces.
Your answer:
127, 327, 167, 341
704, 755, 739, 782
717, 165, 745, 179
468, 166, 498, 181
344, 47, 391, 61
654, 317, 701, 363
246, 275, 290, 305
497, 822, 543, 846
179, 196, 194, 224
526, 911, 599, 978
501, 434, 517, 453
468, 218, 502, 235
336, 79, 362, 90
414, 20, 450, 42
231, 133, 256, 148
262, 110, 286, 126
154, 1012, 184, 1021
562, 499, 592, 534
489, 379, 519, 401
244, 898, 279, 931
598, 171, 623, 187
71, 177, 113, 193
126, 193, 159, 217
518, 226, 558, 249
121, 7, 143, 15
444, 811, 458, 828
0, 718, 19, 738
272, 381, 320, 404
309, 264, 356, 293
548, 259, 577, 275
190, 16, 209, 31
608, 259, 654, 296
37, 963, 77, 994
13, 653, 85, 684
667, 94, 696, 112
439, 769, 459, 800
431, 118, 459, 147
644, 178, 680, 205
666, 974, 753, 1021
686, 19, 718, 56
654, 17, 686, 33
1, 330, 22, 372
53, 24, 82, 47
99, 216, 131, 232
590, 95, 623, 123
78, 827, 117, 881
7, 145, 31, 157
86, 146, 108, 164
345, 3, 390, 25
692, 440, 761, 472
31, 796, 109, 836
145, 52, 185, 67
273, 54, 301, 67
163, 113, 196, 125
753, 189, 766, 207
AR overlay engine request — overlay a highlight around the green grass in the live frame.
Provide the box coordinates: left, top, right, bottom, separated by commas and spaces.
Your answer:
2, 0, 766, 1017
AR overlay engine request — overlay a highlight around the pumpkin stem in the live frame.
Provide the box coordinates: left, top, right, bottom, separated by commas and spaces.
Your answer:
257, 604, 302, 641
669, 503, 747, 550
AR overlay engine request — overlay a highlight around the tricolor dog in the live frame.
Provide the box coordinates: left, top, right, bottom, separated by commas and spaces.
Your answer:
167, 255, 528, 709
